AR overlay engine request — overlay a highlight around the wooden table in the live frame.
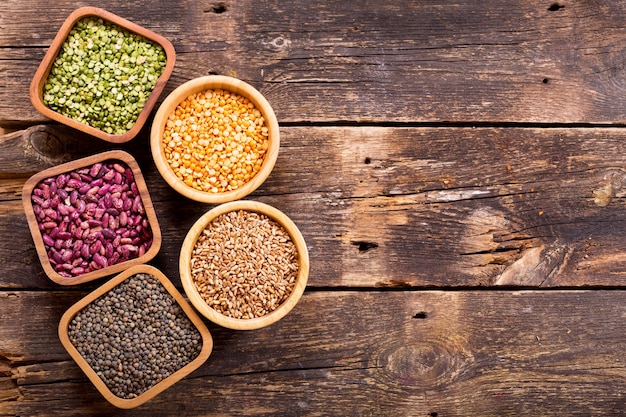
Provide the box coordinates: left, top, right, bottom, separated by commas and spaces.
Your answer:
1, 1, 625, 415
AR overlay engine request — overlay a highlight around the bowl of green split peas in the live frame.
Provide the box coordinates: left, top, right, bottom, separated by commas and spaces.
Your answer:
30, 7, 176, 143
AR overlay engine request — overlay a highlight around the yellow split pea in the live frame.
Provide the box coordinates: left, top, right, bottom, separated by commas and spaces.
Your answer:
162, 89, 269, 193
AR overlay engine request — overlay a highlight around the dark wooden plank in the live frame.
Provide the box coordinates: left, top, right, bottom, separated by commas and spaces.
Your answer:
0, 126, 112, 179
1, 126, 625, 289
1, 290, 624, 416
4, 1, 626, 126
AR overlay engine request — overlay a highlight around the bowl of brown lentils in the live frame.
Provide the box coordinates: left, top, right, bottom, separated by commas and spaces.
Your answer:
150, 75, 280, 204
179, 200, 309, 330
30, 7, 175, 143
58, 264, 213, 408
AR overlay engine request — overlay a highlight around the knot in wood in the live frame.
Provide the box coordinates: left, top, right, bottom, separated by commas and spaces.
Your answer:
31, 128, 64, 159
379, 341, 472, 389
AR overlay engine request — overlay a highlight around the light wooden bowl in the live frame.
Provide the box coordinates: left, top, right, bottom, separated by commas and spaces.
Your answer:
180, 200, 309, 330
150, 75, 280, 203
29, 7, 176, 143
22, 150, 161, 285
58, 264, 213, 409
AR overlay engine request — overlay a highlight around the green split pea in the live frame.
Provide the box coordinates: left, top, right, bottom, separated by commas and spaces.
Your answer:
43, 17, 167, 135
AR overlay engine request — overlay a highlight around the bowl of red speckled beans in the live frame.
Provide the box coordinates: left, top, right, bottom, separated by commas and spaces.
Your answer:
22, 150, 161, 285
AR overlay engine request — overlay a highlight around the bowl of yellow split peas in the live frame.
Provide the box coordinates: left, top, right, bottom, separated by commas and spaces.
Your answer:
150, 75, 280, 204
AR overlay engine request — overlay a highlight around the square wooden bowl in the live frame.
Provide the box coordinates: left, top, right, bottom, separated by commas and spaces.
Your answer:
179, 200, 309, 330
58, 264, 213, 409
30, 7, 176, 143
22, 150, 161, 285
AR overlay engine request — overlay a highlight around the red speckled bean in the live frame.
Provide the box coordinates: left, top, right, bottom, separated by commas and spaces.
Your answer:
57, 231, 72, 240
67, 179, 82, 189
42, 234, 55, 246
95, 208, 105, 219
87, 219, 101, 228
113, 197, 124, 210
31, 195, 45, 206
103, 168, 115, 182
125, 168, 134, 184
61, 249, 73, 263
110, 252, 121, 264
89, 163, 102, 178
105, 242, 115, 258
41, 184, 50, 199
97, 184, 110, 196
119, 211, 128, 227
81, 244, 90, 259
102, 228, 116, 240
56, 174, 67, 189
42, 221, 57, 229
71, 267, 85, 275
93, 253, 108, 268
57, 204, 70, 216
90, 240, 102, 255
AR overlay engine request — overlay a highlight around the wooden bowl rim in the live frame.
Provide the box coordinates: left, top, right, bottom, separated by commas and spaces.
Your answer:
150, 75, 280, 203
21, 150, 162, 285
58, 264, 213, 409
179, 200, 309, 330
29, 6, 176, 143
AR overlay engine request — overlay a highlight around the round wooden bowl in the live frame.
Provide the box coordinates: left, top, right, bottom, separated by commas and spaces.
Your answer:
21, 150, 162, 285
58, 264, 213, 409
29, 7, 176, 143
179, 200, 309, 330
150, 75, 280, 204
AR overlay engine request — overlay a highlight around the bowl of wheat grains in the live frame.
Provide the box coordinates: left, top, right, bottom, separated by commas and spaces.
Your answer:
179, 200, 309, 330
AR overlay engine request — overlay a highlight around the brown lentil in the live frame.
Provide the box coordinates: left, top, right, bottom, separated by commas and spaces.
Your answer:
190, 210, 299, 319
67, 273, 203, 399
161, 89, 269, 193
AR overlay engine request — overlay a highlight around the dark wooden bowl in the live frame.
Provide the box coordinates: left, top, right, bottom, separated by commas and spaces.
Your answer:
29, 7, 176, 143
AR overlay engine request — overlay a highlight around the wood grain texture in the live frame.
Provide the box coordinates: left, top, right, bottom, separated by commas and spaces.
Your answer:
0, 290, 624, 416
1, 125, 624, 289
3, 0, 626, 126
1, 2, 625, 414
